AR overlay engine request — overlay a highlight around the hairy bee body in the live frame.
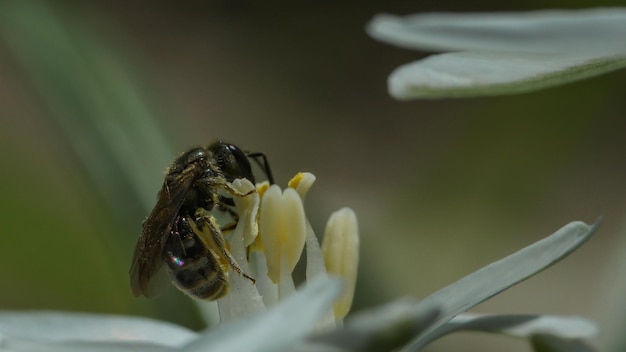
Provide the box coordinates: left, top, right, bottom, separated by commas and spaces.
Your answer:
164, 216, 229, 300
129, 140, 272, 301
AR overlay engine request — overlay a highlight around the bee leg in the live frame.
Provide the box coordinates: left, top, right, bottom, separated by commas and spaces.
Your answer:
216, 196, 240, 234
220, 222, 237, 233
221, 181, 256, 198
217, 195, 240, 221
171, 216, 188, 256
246, 151, 275, 185
219, 195, 236, 206
195, 210, 256, 284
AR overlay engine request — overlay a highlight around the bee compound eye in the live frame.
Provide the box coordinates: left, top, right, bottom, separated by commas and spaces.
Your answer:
211, 141, 255, 183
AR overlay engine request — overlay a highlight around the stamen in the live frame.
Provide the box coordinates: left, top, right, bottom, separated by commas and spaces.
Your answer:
259, 185, 306, 284
322, 207, 360, 319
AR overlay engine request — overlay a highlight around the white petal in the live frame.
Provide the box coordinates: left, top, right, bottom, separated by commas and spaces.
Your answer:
367, 9, 626, 56
303, 221, 334, 330
530, 334, 597, 352
214, 178, 265, 323
305, 220, 327, 283
0, 339, 176, 352
412, 313, 597, 348
403, 220, 601, 351
184, 276, 343, 352
287, 173, 328, 286
312, 298, 440, 351
388, 51, 626, 99
450, 313, 598, 338
290, 343, 346, 352
249, 249, 279, 307
367, 8, 626, 99
217, 216, 265, 322
0, 311, 197, 347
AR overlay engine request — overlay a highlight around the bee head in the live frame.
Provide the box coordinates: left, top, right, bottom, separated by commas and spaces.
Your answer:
209, 141, 255, 183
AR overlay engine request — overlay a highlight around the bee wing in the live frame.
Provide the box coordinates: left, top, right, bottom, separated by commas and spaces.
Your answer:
139, 265, 170, 298
129, 168, 198, 297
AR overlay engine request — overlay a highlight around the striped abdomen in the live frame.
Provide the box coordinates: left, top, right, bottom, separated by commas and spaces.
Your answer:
163, 227, 229, 300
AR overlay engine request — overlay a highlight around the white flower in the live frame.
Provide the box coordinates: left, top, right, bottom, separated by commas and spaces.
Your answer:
215, 172, 360, 326
0, 173, 602, 351
367, 8, 626, 99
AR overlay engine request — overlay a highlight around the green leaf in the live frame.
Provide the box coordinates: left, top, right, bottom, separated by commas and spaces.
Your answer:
0, 1, 174, 213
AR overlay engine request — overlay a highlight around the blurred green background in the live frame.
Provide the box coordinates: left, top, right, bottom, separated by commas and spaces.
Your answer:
1, 1, 625, 351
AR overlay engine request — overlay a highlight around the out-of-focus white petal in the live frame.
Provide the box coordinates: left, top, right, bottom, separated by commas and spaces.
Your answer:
1, 339, 177, 352
403, 220, 601, 351
290, 343, 347, 352
184, 276, 343, 352
367, 8, 626, 99
0, 311, 197, 348
530, 334, 597, 352
387, 51, 626, 99
321, 208, 360, 319
449, 313, 598, 338
312, 298, 440, 351
412, 313, 597, 349
367, 9, 626, 55
260, 185, 306, 283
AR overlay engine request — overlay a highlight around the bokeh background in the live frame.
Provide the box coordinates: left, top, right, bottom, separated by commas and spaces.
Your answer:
1, 1, 625, 351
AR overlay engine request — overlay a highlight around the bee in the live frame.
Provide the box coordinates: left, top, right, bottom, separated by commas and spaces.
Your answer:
129, 140, 273, 300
